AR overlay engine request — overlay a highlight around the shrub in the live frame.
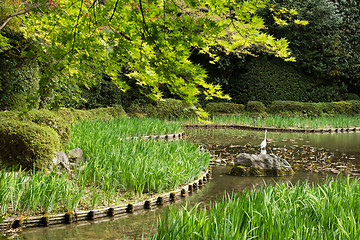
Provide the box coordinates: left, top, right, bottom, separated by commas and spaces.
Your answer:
155, 99, 194, 119
267, 101, 304, 114
0, 120, 61, 170
347, 93, 360, 101
333, 101, 352, 114
348, 100, 360, 115
0, 109, 71, 146
246, 101, 266, 113
205, 102, 245, 115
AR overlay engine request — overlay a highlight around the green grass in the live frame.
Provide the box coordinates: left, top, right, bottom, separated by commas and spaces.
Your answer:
152, 176, 360, 239
70, 117, 182, 139
180, 115, 360, 129
0, 118, 208, 216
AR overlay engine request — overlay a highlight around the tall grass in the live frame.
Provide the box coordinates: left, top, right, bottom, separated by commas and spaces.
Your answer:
180, 115, 360, 129
0, 118, 207, 215
152, 176, 360, 239
0, 168, 83, 215
69, 117, 182, 141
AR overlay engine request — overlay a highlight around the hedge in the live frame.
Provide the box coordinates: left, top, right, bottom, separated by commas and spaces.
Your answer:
205, 102, 245, 115
246, 101, 266, 113
267, 100, 360, 115
0, 120, 61, 170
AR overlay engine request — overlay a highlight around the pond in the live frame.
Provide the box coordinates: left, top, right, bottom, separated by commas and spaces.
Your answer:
17, 129, 360, 239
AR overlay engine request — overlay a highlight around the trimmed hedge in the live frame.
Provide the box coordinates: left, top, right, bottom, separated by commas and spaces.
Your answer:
246, 101, 266, 113
0, 120, 61, 170
0, 109, 71, 146
267, 100, 360, 115
127, 98, 197, 119
205, 102, 245, 115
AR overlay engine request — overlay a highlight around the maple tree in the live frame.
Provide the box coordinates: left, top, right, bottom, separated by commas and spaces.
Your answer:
0, 0, 302, 110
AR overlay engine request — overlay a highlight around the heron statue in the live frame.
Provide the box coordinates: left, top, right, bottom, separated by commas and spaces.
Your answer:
260, 129, 267, 154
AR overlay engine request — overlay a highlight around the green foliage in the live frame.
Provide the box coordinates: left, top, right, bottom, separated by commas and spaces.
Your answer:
152, 176, 360, 239
205, 102, 245, 115
267, 100, 360, 116
0, 109, 71, 146
347, 93, 360, 101
154, 99, 195, 119
0, 120, 60, 170
228, 56, 347, 105
205, 115, 360, 129
0, 0, 297, 109
262, 0, 360, 88
0, 55, 40, 110
67, 119, 209, 197
246, 101, 266, 113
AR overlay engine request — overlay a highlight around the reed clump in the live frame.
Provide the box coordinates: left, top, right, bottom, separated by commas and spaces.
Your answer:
182, 115, 360, 129
152, 176, 360, 239
0, 118, 208, 216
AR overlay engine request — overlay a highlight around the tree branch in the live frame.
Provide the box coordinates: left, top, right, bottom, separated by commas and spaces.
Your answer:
0, 2, 42, 31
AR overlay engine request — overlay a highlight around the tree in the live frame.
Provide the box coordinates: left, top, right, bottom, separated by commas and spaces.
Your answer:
1, 0, 299, 110
261, 0, 360, 90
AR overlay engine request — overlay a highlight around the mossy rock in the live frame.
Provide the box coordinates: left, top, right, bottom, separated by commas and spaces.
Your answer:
230, 166, 294, 177
0, 120, 61, 170
229, 153, 294, 177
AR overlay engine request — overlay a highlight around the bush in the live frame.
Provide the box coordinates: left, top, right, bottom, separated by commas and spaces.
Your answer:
348, 100, 360, 115
154, 99, 195, 119
246, 101, 266, 113
347, 93, 360, 101
205, 102, 245, 115
0, 120, 61, 170
0, 109, 71, 146
70, 106, 126, 121
333, 101, 352, 114
267, 101, 305, 114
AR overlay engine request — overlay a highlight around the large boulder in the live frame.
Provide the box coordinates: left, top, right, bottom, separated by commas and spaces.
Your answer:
230, 153, 294, 176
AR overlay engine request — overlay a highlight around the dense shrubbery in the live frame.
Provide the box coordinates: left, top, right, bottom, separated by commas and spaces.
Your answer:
229, 56, 347, 105
246, 101, 266, 113
267, 100, 360, 115
0, 106, 126, 170
205, 102, 245, 115
0, 56, 41, 111
0, 120, 61, 170
127, 98, 196, 119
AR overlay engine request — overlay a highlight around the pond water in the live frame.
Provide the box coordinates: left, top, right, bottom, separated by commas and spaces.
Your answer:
16, 129, 360, 240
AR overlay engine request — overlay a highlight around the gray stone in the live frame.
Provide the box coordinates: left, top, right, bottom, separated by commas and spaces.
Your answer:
67, 148, 85, 166
50, 151, 71, 173
230, 153, 294, 176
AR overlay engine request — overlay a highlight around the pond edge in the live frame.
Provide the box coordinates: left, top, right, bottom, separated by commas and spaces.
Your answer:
183, 124, 360, 133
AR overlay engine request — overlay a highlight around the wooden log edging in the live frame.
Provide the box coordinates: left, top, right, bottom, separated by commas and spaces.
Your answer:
183, 124, 360, 134
0, 168, 211, 230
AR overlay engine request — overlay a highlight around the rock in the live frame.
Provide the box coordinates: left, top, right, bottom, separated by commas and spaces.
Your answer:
50, 151, 71, 173
230, 153, 294, 176
67, 148, 85, 166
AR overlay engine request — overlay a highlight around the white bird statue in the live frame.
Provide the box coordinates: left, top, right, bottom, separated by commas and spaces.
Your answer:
260, 129, 267, 154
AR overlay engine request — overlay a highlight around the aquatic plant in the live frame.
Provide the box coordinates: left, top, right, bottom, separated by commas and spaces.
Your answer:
0, 118, 208, 215
152, 176, 360, 239
181, 115, 360, 129
67, 117, 182, 144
